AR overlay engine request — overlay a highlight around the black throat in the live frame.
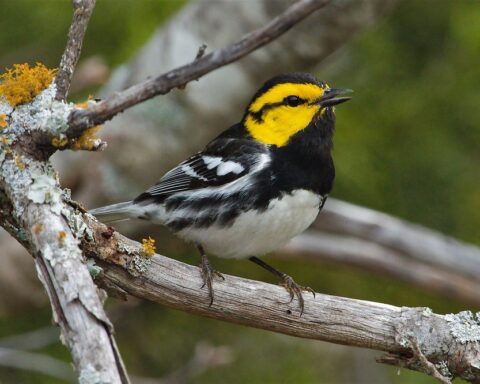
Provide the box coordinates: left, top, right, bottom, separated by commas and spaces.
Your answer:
269, 108, 336, 196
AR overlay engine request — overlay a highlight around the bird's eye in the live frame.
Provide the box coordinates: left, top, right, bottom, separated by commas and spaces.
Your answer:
284, 95, 302, 107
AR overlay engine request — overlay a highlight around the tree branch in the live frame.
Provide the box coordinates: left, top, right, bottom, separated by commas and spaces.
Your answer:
286, 231, 480, 306
82, 215, 480, 383
66, 0, 331, 138
0, 93, 128, 382
54, 0, 97, 101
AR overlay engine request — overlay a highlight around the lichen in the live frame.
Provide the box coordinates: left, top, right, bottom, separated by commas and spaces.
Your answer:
72, 125, 103, 150
422, 307, 433, 317
57, 230, 66, 247
142, 236, 156, 257
34, 223, 43, 234
0, 136, 10, 145
51, 134, 69, 148
0, 113, 7, 128
435, 361, 452, 379
128, 254, 152, 275
86, 258, 103, 279
0, 63, 57, 106
4, 84, 73, 140
26, 173, 63, 214
117, 242, 138, 255
62, 207, 93, 241
15, 154, 26, 170
445, 311, 480, 343
78, 366, 103, 384
75, 95, 94, 109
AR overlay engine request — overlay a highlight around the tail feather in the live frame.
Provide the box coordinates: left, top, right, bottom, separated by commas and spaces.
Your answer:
89, 201, 134, 223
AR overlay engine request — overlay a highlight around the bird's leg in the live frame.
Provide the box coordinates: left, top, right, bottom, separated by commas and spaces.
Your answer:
196, 244, 224, 306
249, 256, 315, 315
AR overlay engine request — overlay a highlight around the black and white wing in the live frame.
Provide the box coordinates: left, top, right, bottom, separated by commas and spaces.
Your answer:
134, 138, 269, 204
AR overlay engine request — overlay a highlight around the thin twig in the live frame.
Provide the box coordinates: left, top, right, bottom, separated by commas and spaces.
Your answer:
67, 0, 331, 137
54, 0, 97, 101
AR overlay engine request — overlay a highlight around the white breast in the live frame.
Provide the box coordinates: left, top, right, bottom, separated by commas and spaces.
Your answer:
177, 190, 322, 259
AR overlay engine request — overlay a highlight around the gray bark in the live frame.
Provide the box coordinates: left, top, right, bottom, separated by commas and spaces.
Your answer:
84, 215, 480, 383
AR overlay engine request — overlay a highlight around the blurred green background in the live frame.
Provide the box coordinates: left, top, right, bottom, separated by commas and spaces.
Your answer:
0, 0, 479, 383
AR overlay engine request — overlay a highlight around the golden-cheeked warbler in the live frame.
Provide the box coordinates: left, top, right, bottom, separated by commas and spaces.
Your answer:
90, 72, 352, 314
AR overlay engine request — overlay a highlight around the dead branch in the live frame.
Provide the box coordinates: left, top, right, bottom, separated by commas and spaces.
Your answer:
66, 0, 331, 138
54, 0, 97, 101
0, 150, 128, 382
82, 215, 480, 383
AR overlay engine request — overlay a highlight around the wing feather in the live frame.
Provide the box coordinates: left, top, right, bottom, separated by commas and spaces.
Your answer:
134, 138, 268, 204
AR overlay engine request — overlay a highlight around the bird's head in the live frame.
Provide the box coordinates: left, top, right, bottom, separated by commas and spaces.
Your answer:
243, 73, 351, 147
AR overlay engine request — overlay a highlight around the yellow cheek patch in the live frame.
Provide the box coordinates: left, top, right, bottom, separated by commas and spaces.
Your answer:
246, 83, 326, 147
249, 83, 325, 113
245, 105, 320, 147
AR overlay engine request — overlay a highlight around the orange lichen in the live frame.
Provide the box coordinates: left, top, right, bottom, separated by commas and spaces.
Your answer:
72, 125, 102, 150
0, 113, 7, 128
75, 95, 94, 109
51, 136, 69, 148
0, 63, 57, 106
15, 155, 26, 170
58, 231, 66, 246
142, 236, 156, 257
34, 223, 43, 234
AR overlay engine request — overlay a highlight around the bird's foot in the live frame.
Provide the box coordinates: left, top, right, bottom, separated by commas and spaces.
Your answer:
279, 274, 315, 315
199, 254, 224, 306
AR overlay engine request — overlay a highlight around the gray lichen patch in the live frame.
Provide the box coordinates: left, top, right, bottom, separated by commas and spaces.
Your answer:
6, 84, 73, 137
435, 361, 452, 379
86, 258, 103, 279
117, 242, 139, 255
78, 366, 103, 384
127, 254, 152, 276
445, 311, 480, 344
0, 100, 13, 116
62, 208, 93, 241
27, 173, 63, 214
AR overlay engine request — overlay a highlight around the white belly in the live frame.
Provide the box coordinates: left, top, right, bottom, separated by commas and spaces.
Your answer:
176, 190, 321, 258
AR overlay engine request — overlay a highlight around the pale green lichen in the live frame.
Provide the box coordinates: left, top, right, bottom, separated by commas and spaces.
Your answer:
86, 259, 103, 279
27, 173, 63, 214
78, 367, 103, 384
422, 307, 433, 317
62, 208, 93, 241
445, 311, 480, 344
2, 83, 73, 139
127, 254, 152, 275
117, 242, 138, 255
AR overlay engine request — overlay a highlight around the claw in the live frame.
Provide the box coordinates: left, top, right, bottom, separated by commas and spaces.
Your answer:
279, 274, 314, 315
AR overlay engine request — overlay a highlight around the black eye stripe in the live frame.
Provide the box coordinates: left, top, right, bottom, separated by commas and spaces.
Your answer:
248, 96, 305, 122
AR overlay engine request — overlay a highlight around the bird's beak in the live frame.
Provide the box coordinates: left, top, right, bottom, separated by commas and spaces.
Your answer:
314, 88, 353, 107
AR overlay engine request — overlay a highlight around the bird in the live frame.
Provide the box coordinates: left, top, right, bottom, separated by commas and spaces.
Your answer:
89, 72, 351, 314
